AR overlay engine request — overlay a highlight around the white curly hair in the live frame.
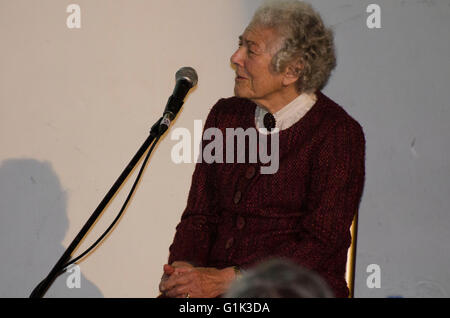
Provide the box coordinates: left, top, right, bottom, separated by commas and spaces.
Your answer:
248, 0, 336, 93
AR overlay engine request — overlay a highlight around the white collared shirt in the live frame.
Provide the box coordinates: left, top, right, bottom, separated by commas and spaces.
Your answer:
255, 92, 317, 134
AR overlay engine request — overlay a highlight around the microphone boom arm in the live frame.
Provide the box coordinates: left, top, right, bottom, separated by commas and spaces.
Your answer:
29, 118, 163, 298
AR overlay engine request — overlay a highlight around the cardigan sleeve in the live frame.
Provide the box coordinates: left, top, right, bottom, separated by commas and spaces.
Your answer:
271, 118, 366, 275
167, 102, 222, 266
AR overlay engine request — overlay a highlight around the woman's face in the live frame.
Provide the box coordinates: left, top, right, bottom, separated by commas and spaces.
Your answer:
230, 26, 286, 109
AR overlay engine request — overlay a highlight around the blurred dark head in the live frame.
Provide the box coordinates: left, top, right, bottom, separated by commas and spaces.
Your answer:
225, 258, 334, 298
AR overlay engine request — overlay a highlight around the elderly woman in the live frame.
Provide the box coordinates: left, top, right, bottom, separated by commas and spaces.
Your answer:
159, 0, 365, 298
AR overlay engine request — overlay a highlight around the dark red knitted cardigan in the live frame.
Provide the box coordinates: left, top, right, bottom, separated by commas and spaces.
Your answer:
168, 91, 366, 298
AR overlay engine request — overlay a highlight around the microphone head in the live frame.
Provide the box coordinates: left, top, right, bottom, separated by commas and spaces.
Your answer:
176, 67, 198, 87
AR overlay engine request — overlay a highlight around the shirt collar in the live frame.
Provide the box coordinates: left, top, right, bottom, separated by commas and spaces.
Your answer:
255, 92, 317, 133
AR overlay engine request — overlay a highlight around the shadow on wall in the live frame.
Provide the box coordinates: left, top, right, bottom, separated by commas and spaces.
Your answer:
0, 159, 102, 298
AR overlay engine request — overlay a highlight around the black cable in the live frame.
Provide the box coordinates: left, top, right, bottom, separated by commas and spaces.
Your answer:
60, 134, 162, 272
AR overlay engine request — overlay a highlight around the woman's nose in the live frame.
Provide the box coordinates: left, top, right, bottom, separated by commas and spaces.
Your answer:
230, 47, 245, 67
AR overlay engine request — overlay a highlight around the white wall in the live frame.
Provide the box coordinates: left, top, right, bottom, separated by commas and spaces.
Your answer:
0, 0, 255, 297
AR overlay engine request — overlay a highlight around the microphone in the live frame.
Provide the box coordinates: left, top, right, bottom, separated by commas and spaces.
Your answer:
159, 67, 198, 134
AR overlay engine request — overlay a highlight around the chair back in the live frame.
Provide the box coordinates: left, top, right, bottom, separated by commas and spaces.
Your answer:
345, 213, 359, 298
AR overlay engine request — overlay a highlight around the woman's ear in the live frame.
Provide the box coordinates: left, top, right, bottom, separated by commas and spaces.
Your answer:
282, 62, 303, 87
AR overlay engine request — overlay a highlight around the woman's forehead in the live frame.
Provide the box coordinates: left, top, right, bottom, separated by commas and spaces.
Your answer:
241, 27, 280, 52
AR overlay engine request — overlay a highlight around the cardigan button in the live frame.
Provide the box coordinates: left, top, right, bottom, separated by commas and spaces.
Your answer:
236, 216, 245, 230
225, 237, 234, 249
233, 191, 242, 204
245, 166, 256, 179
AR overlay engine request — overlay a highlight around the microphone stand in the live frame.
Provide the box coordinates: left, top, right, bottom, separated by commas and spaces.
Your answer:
29, 117, 164, 298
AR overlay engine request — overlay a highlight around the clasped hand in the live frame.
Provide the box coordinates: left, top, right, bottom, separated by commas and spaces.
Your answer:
159, 261, 235, 298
